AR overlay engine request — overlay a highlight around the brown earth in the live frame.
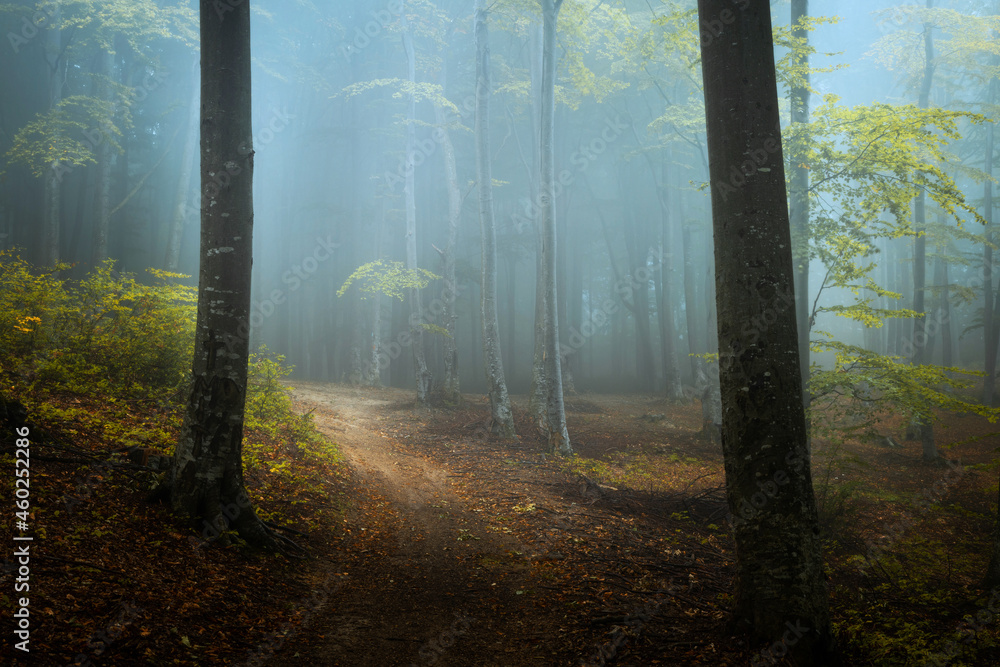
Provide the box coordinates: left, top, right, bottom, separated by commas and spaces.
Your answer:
268, 383, 750, 667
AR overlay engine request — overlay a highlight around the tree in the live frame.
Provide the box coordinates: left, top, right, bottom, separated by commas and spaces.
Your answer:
697, 0, 837, 661
163, 0, 288, 551
910, 0, 938, 460
537, 0, 571, 455
475, 0, 516, 438
401, 2, 432, 405
790, 0, 811, 403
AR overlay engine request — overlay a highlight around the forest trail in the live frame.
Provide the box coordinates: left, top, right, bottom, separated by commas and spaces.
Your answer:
271, 382, 540, 667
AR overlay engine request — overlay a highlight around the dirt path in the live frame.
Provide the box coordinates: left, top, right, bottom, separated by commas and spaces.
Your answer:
271, 383, 540, 667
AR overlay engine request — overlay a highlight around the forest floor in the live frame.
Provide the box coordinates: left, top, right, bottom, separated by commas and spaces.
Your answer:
5, 382, 1000, 666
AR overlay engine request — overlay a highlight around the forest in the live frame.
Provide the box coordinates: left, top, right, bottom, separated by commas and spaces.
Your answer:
4, 0, 1000, 664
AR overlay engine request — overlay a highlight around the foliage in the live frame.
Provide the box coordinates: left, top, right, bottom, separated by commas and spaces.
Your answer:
2, 95, 120, 178
337, 259, 439, 300
242, 346, 343, 517
809, 338, 1000, 430
0, 252, 196, 401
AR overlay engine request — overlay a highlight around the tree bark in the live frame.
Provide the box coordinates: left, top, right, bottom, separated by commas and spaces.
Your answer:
682, 222, 699, 380
43, 1, 63, 268
913, 0, 937, 460
401, 5, 432, 405
165, 68, 200, 271
790, 0, 811, 405
475, 0, 516, 437
697, 0, 837, 661
92, 49, 115, 267
985, 76, 998, 405
435, 98, 462, 404
527, 21, 548, 427
166, 0, 281, 551
539, 0, 570, 455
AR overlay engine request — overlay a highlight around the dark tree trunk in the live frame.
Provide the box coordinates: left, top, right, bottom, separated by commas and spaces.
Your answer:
475, 0, 515, 437
697, 0, 837, 661
165, 0, 282, 551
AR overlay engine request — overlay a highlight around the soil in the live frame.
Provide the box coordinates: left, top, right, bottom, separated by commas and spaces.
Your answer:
269, 383, 746, 667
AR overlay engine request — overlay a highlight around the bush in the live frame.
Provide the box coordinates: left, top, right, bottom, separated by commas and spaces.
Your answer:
0, 252, 196, 400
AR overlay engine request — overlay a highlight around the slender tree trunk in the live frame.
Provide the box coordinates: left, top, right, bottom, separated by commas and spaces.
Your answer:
92, 49, 115, 267
682, 222, 699, 380
165, 69, 200, 271
539, 0, 570, 454
790, 0, 811, 405
505, 253, 517, 387
985, 79, 998, 405
474, 0, 516, 437
527, 22, 548, 426
401, 5, 432, 404
913, 0, 937, 460
624, 203, 656, 392
165, 0, 282, 551
43, 2, 63, 267
981, 3, 1000, 591
697, 1, 837, 661
435, 99, 462, 403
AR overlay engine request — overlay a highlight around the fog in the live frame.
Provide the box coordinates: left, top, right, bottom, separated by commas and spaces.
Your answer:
1, 0, 995, 395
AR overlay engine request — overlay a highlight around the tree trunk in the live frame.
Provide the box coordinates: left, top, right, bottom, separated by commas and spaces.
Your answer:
43, 2, 63, 268
985, 79, 998, 405
401, 5, 432, 405
624, 204, 656, 392
539, 0, 570, 455
165, 0, 283, 551
913, 1, 937, 460
165, 69, 200, 271
474, 0, 515, 437
790, 0, 811, 405
682, 222, 699, 380
697, 0, 837, 661
527, 21, 547, 427
92, 49, 115, 267
435, 98, 462, 404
